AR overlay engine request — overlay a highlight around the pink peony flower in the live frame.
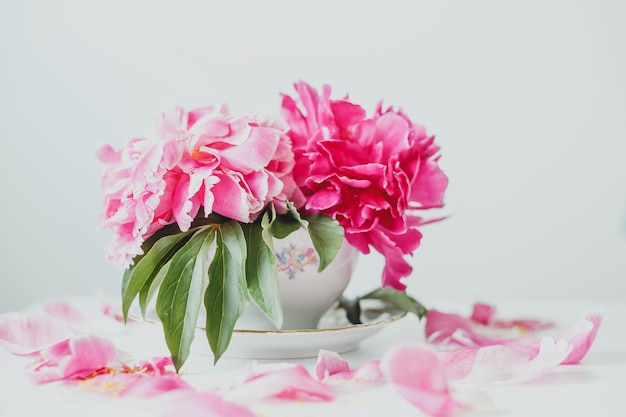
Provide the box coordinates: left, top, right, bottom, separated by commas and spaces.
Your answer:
281, 81, 448, 289
98, 106, 297, 268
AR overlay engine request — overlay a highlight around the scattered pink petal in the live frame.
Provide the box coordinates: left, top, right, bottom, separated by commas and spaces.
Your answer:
471, 302, 553, 331
469, 303, 495, 325
102, 302, 125, 323
425, 309, 504, 348
427, 306, 603, 368
159, 390, 256, 417
226, 363, 335, 402
0, 312, 73, 355
439, 338, 571, 384
436, 349, 479, 381
42, 299, 88, 323
560, 311, 603, 364
347, 360, 384, 384
71, 356, 177, 396
96, 374, 191, 397
381, 343, 466, 417
315, 349, 384, 389
29, 335, 118, 384
123, 374, 190, 396
116, 356, 174, 375
315, 349, 351, 379
41, 299, 124, 334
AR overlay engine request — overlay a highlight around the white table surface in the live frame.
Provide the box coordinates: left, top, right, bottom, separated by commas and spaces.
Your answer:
1, 298, 624, 417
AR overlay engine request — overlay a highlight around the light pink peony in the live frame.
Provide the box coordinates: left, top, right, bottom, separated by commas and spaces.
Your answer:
281, 81, 448, 289
98, 106, 297, 268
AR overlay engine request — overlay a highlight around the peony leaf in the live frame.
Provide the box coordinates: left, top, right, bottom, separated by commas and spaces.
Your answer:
155, 228, 215, 372
361, 287, 427, 319
303, 214, 344, 272
204, 221, 249, 364
270, 202, 306, 239
121, 265, 135, 297
242, 218, 283, 329
139, 259, 170, 315
260, 209, 275, 248
122, 229, 198, 322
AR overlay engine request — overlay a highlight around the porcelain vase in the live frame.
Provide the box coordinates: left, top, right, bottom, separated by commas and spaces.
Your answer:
235, 227, 359, 331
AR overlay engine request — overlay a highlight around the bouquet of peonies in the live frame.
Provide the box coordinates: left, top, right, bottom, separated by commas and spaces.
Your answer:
98, 81, 448, 370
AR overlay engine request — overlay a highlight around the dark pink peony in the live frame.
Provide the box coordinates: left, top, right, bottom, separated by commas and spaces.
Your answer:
281, 82, 448, 289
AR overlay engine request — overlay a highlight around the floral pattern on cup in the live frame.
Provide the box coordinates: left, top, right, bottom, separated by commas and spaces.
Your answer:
275, 244, 319, 279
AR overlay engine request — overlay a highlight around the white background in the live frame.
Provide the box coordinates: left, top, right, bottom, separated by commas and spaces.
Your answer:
1, 0, 624, 312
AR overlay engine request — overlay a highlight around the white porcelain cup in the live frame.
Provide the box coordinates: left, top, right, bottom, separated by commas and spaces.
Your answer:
235, 227, 359, 330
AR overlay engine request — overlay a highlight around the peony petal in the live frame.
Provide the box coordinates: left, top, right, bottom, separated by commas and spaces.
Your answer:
381, 343, 465, 417
218, 125, 281, 174
305, 187, 342, 211
226, 363, 335, 403
440, 338, 571, 384
280, 93, 310, 148
374, 112, 410, 161
293, 81, 323, 136
314, 350, 385, 389
188, 107, 230, 138
437, 349, 479, 381
42, 299, 124, 334
469, 302, 495, 325
560, 311, 603, 364
0, 312, 73, 355
42, 299, 88, 323
427, 305, 602, 367
29, 335, 118, 384
349, 360, 385, 385
171, 168, 212, 231
120, 374, 192, 397
160, 390, 255, 417
96, 143, 121, 164
425, 309, 506, 348
211, 171, 253, 222
409, 158, 448, 209
102, 303, 125, 323
315, 349, 351, 379
68, 356, 177, 396
470, 302, 553, 331
329, 99, 366, 127
156, 106, 188, 141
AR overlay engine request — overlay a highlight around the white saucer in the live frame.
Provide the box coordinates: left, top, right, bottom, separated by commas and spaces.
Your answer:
130, 302, 406, 360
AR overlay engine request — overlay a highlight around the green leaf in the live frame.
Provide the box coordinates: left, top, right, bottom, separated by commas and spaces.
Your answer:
121, 265, 135, 298
121, 229, 198, 322
260, 209, 274, 249
138, 259, 170, 315
242, 218, 283, 328
155, 228, 215, 372
204, 221, 249, 364
270, 202, 306, 238
360, 287, 428, 319
303, 214, 344, 272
